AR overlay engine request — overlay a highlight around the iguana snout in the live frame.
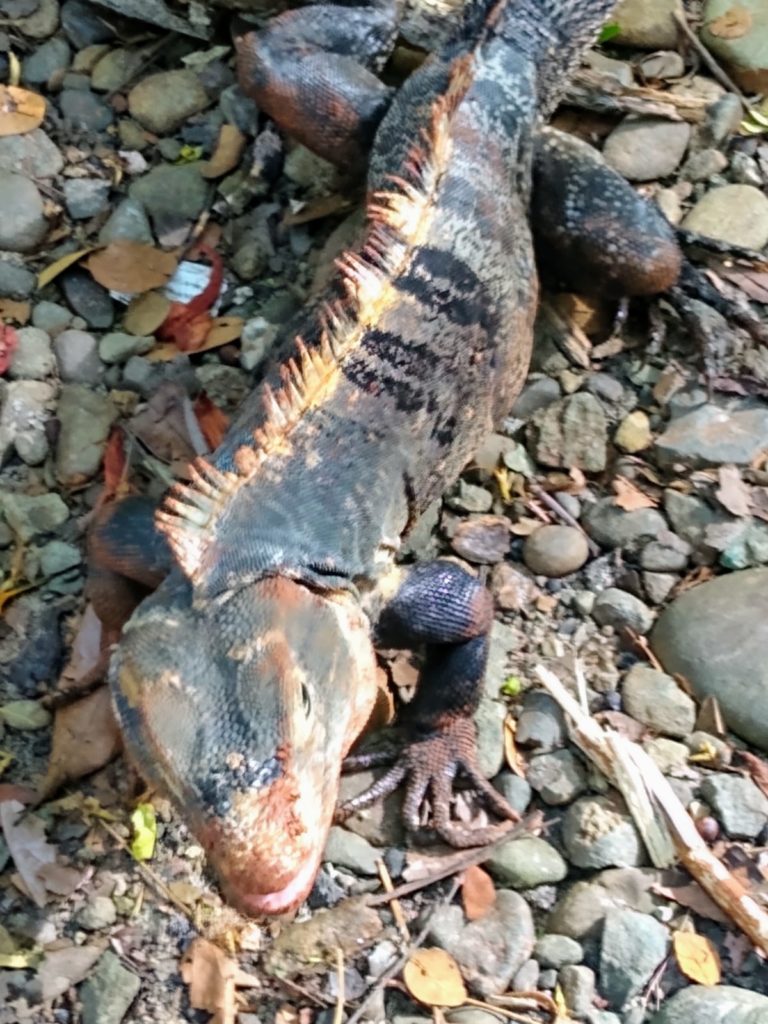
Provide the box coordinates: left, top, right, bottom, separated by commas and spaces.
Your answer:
112, 574, 380, 915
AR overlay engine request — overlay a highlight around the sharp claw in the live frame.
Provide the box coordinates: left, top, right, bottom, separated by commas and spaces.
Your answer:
402, 772, 431, 831
335, 761, 406, 820
460, 762, 521, 822
336, 716, 518, 848
341, 748, 397, 772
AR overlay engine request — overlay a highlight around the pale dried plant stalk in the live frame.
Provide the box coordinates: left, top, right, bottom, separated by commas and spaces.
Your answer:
534, 664, 768, 958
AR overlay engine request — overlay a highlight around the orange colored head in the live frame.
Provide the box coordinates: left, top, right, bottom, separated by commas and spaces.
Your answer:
112, 574, 380, 914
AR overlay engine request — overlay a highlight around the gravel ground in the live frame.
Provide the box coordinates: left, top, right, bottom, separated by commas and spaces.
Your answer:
1, 1, 768, 1023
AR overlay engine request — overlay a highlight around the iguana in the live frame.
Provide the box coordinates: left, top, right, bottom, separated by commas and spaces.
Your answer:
89, 0, 693, 916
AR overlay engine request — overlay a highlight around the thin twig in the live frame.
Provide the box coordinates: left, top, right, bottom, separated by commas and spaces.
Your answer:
366, 816, 536, 906
672, 9, 750, 111
345, 877, 462, 1024
99, 819, 195, 921
332, 948, 345, 1024
529, 482, 599, 557
376, 858, 410, 943
465, 997, 545, 1023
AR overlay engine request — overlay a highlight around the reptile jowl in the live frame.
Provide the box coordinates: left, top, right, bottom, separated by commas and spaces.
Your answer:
90, 0, 643, 916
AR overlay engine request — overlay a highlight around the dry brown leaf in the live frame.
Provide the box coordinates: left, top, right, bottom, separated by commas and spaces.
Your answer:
715, 464, 751, 517
181, 937, 260, 1024
203, 315, 245, 348
194, 392, 230, 450
503, 714, 526, 777
40, 687, 121, 798
201, 124, 246, 179
739, 751, 768, 801
128, 380, 208, 464
38, 944, 106, 1002
147, 314, 245, 361
274, 1006, 299, 1024
750, 486, 768, 523
403, 948, 467, 1008
0, 85, 46, 136
58, 603, 103, 689
594, 710, 646, 743
123, 290, 172, 336
0, 299, 30, 324
612, 476, 657, 511
653, 882, 729, 924
673, 930, 721, 985
720, 268, 768, 304
37, 247, 95, 289
706, 8, 752, 38
461, 864, 496, 921
724, 931, 753, 974
284, 193, 356, 226
0, 800, 56, 907
38, 861, 89, 896
86, 241, 178, 294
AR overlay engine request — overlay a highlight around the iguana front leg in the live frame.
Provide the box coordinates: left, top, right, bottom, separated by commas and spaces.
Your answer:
339, 561, 519, 847
86, 495, 173, 636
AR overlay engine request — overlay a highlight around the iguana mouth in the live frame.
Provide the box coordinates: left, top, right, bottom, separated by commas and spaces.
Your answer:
226, 851, 323, 916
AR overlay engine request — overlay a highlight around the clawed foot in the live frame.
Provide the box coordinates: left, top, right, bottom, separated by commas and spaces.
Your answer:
335, 717, 519, 847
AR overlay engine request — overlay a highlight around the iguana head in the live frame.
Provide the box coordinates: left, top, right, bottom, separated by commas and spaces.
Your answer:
111, 574, 380, 915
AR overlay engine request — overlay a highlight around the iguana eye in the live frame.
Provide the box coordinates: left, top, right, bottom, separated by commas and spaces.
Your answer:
300, 683, 312, 717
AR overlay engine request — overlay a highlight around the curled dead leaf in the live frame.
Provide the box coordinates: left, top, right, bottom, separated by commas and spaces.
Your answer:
201, 124, 246, 179
40, 687, 122, 799
0, 85, 46, 136
612, 475, 657, 511
181, 937, 260, 1024
403, 948, 467, 1008
37, 247, 96, 289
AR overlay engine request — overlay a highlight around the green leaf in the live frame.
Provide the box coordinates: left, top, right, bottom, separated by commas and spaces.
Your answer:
501, 675, 522, 697
598, 22, 621, 42
176, 145, 203, 164
0, 700, 51, 731
130, 803, 157, 861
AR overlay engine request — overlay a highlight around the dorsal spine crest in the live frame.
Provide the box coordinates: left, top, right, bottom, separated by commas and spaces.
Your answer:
157, 53, 476, 584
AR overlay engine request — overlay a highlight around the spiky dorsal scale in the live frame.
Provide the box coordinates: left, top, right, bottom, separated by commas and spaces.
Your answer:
157, 54, 476, 586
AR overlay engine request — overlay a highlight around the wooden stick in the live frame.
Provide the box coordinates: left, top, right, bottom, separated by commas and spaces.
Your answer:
672, 9, 751, 112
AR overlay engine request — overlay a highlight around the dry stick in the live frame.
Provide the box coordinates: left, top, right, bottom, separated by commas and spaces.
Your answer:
376, 858, 411, 943
535, 665, 768, 957
672, 9, 751, 112
528, 482, 600, 557
465, 997, 547, 1023
366, 816, 537, 907
333, 948, 346, 1024
564, 71, 709, 123
346, 877, 462, 1024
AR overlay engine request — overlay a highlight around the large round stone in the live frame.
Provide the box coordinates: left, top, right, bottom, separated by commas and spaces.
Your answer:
651, 569, 768, 751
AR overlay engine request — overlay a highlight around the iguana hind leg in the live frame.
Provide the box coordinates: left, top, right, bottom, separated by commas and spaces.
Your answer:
338, 560, 520, 846
235, 1, 399, 168
532, 126, 683, 299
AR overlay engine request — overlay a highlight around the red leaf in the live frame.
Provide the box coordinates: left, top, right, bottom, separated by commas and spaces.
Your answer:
194, 392, 230, 450
101, 428, 128, 503
158, 244, 223, 352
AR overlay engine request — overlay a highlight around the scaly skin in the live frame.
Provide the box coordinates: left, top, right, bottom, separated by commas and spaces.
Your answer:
109, 0, 616, 916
